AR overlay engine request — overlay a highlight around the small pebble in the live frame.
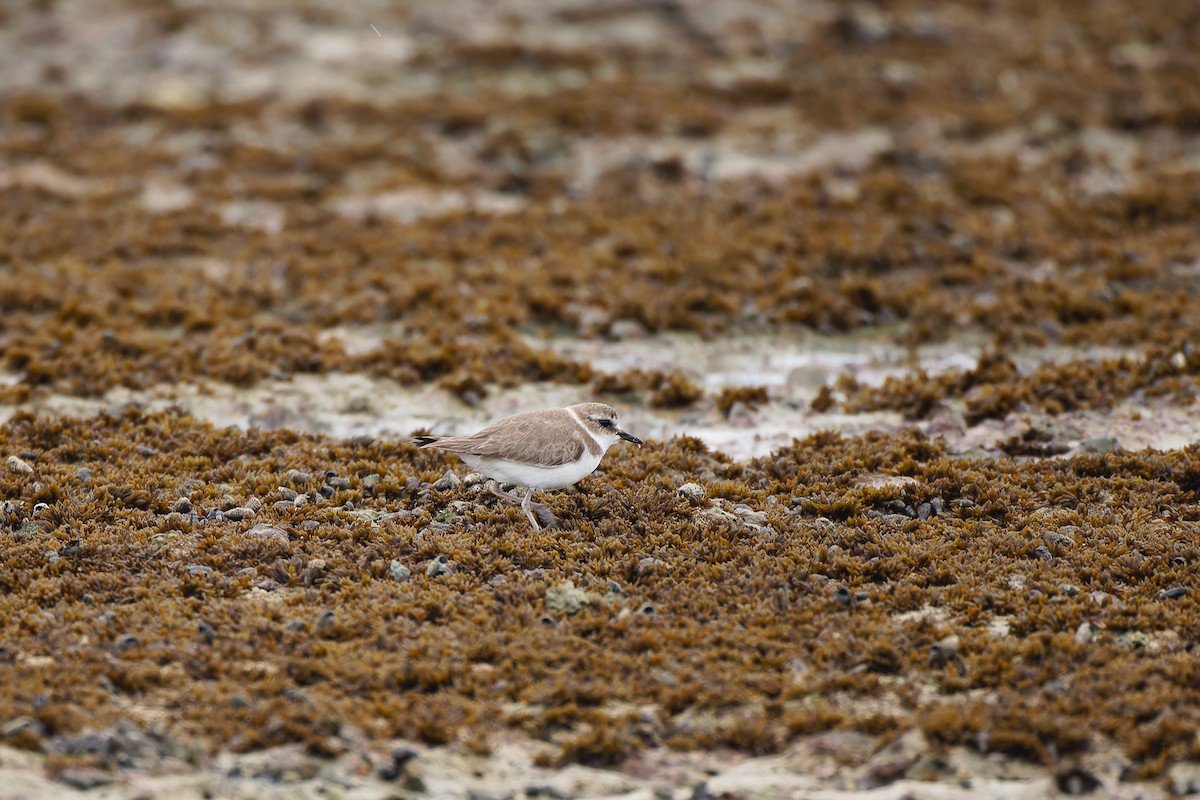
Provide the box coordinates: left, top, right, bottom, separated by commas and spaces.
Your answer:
293, 494, 309, 508
389, 561, 412, 582
277, 486, 299, 501
426, 555, 454, 577
929, 635, 960, 666
916, 502, 933, 520
134, 445, 158, 457
245, 497, 262, 512
1078, 435, 1120, 454
434, 471, 462, 491
114, 634, 139, 653
462, 472, 488, 488
1159, 586, 1187, 600
224, 506, 256, 521
677, 482, 707, 503
173, 497, 192, 513
1032, 545, 1053, 562
247, 524, 289, 541
362, 473, 382, 490
5, 456, 33, 475
185, 564, 212, 578
76, 467, 93, 481
284, 469, 312, 484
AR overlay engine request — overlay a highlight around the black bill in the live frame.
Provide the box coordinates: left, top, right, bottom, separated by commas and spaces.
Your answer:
618, 430, 644, 445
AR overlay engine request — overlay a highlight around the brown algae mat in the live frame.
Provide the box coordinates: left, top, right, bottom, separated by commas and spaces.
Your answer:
2, 0, 1200, 791
1, 408, 1199, 779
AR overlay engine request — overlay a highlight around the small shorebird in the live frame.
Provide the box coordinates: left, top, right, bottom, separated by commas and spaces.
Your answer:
414, 403, 643, 531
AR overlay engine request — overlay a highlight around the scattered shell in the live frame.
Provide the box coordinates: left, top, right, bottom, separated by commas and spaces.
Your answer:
5, 455, 33, 475
425, 555, 453, 577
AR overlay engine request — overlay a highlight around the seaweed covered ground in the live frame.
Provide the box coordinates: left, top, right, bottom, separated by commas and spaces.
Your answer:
2, 0, 1200, 797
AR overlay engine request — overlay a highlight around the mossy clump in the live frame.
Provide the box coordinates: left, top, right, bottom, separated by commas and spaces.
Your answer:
0, 409, 1198, 775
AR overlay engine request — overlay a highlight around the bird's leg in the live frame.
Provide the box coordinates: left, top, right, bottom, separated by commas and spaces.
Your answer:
487, 481, 541, 531
488, 481, 522, 503
520, 486, 540, 532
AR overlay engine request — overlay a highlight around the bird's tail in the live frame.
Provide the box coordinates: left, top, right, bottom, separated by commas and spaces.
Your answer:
413, 435, 440, 448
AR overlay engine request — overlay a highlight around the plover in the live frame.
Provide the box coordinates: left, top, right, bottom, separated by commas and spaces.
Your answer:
414, 403, 643, 531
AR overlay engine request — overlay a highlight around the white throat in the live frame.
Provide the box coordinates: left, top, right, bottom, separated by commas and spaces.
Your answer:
565, 406, 611, 454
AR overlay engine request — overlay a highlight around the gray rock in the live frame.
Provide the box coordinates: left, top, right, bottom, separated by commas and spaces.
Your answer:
224, 506, 256, 521
545, 581, 592, 615
434, 470, 462, 491
58, 768, 114, 790
389, 561, 412, 582
677, 482, 707, 503
1079, 435, 1120, 453
1169, 762, 1200, 796
860, 729, 928, 789
1046, 526, 1077, 546
76, 467, 93, 481
277, 486, 299, 501
462, 472, 488, 488
134, 445, 158, 457
1032, 545, 1053, 562
172, 497, 192, 513
362, 473, 382, 490
247, 524, 289, 542
284, 469, 312, 485
929, 497, 945, 516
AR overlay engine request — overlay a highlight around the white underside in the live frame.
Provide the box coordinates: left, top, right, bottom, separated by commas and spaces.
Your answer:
458, 451, 604, 490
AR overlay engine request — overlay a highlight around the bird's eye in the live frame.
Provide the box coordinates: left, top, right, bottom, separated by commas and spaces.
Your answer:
598, 419, 614, 429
